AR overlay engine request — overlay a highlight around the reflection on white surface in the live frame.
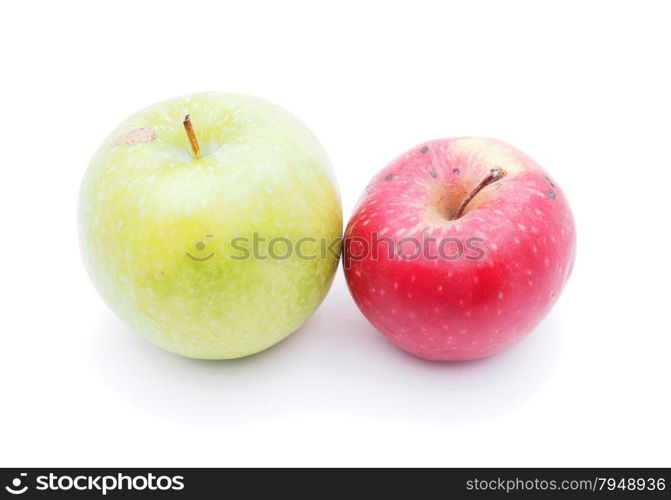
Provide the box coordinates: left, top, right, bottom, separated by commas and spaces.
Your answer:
88, 274, 561, 426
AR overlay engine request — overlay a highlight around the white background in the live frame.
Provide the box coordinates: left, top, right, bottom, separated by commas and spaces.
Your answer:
1, 0, 670, 467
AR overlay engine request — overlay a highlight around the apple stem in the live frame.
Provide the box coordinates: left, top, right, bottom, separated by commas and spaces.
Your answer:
183, 114, 202, 160
452, 167, 507, 220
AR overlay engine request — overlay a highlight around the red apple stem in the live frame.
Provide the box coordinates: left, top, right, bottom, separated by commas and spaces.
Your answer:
183, 114, 202, 160
452, 167, 507, 220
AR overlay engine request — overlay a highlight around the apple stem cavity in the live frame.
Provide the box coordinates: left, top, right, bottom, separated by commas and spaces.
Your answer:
452, 167, 507, 220
183, 114, 202, 160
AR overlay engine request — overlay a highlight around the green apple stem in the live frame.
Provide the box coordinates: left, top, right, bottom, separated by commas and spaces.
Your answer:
452, 167, 507, 220
183, 114, 202, 160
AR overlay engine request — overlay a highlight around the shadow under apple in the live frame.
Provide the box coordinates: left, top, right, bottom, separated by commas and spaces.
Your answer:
87, 275, 562, 426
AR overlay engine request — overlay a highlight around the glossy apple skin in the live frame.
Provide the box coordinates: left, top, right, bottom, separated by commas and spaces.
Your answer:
79, 93, 341, 359
343, 138, 575, 361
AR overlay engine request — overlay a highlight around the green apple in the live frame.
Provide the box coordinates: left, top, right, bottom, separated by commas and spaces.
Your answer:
79, 93, 342, 359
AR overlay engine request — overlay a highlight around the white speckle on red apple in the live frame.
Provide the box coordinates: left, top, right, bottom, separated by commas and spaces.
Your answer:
343, 137, 576, 361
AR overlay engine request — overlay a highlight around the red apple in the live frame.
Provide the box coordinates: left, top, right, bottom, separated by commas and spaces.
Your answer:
343, 138, 576, 361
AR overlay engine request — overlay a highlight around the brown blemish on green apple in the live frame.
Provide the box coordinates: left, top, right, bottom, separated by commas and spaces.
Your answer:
113, 127, 157, 146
